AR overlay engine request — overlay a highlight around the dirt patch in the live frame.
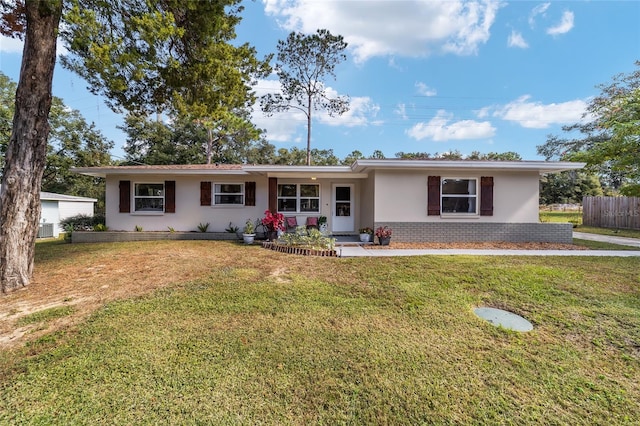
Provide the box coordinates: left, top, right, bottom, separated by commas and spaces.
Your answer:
0, 241, 246, 350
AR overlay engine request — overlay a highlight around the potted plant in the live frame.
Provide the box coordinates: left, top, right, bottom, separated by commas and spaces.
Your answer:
375, 226, 392, 246
261, 210, 285, 241
242, 219, 256, 244
359, 227, 373, 243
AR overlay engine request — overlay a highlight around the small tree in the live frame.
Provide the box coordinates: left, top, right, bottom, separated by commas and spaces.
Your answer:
261, 29, 349, 166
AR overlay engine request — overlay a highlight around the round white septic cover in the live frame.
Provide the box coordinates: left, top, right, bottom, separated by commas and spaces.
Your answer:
474, 307, 533, 332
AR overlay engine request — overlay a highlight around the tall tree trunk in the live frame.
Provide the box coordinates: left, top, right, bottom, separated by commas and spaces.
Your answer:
206, 127, 213, 164
0, 1, 62, 293
306, 94, 312, 166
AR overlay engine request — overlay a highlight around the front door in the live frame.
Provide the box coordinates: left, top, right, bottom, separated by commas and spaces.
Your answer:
332, 184, 354, 233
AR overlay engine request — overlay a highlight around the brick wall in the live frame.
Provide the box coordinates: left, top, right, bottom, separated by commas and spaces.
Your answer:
373, 222, 574, 244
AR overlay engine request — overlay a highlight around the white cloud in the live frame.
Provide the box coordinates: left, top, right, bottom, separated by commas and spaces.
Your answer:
395, 103, 408, 120
547, 10, 574, 36
406, 110, 496, 141
316, 87, 380, 127
415, 82, 437, 96
264, 0, 502, 62
251, 77, 380, 143
251, 78, 305, 142
493, 95, 587, 128
507, 30, 528, 49
528, 2, 550, 28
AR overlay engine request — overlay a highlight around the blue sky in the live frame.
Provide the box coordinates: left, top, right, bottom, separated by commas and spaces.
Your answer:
1, 0, 639, 162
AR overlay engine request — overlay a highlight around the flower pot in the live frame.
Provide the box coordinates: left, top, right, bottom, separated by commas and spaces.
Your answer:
378, 236, 391, 246
267, 230, 278, 241
243, 233, 255, 244
359, 233, 371, 243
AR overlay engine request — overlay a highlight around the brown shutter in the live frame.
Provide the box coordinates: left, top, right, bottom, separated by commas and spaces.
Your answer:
480, 176, 494, 216
165, 181, 175, 213
119, 180, 131, 213
268, 177, 277, 213
200, 181, 212, 206
427, 176, 440, 216
245, 181, 256, 206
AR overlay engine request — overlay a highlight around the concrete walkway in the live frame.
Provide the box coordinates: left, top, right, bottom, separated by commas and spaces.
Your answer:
337, 232, 640, 258
573, 231, 640, 248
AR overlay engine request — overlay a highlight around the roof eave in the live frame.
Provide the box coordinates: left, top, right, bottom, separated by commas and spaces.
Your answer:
351, 160, 586, 174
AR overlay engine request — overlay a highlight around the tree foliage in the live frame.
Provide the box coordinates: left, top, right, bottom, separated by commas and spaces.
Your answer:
0, 71, 17, 171
537, 62, 640, 195
394, 150, 522, 161
61, 1, 269, 115
261, 29, 349, 165
540, 171, 603, 205
121, 113, 275, 166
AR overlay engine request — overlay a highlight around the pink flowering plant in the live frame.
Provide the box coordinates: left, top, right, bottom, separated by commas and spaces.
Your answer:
374, 226, 392, 239
261, 210, 285, 232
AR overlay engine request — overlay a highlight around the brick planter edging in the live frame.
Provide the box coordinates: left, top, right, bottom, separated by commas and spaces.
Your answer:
72, 231, 240, 243
262, 242, 337, 257
372, 222, 574, 244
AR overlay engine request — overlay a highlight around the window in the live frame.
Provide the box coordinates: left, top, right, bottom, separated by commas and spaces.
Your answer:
277, 183, 320, 213
441, 178, 477, 214
134, 183, 164, 212
214, 183, 244, 205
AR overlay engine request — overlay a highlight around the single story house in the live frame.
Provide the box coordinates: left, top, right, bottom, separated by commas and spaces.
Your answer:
0, 185, 97, 238
72, 159, 584, 243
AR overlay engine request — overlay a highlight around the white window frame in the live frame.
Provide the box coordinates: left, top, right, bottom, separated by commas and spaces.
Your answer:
133, 182, 165, 214
441, 178, 478, 215
213, 183, 245, 206
277, 183, 320, 213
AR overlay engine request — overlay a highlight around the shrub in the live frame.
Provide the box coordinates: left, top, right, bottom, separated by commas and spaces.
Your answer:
59, 214, 105, 232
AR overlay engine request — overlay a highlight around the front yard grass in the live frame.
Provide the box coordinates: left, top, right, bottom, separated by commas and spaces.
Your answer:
1, 241, 639, 424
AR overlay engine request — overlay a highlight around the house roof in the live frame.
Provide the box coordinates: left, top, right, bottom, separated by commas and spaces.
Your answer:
0, 185, 97, 202
71, 164, 245, 178
40, 192, 97, 202
72, 159, 585, 178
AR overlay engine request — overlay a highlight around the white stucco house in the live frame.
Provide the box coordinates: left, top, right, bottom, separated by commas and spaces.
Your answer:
72, 159, 584, 243
0, 186, 97, 238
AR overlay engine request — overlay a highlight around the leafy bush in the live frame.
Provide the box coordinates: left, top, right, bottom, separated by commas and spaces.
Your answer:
197, 222, 210, 232
59, 214, 105, 232
279, 226, 335, 250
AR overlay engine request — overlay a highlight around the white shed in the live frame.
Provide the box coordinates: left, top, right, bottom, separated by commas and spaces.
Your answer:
39, 191, 97, 238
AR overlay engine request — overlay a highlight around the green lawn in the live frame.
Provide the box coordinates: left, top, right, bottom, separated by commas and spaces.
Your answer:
1, 241, 640, 424
540, 210, 640, 240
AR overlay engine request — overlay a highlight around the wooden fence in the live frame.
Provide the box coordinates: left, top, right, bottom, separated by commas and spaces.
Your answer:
582, 196, 640, 230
